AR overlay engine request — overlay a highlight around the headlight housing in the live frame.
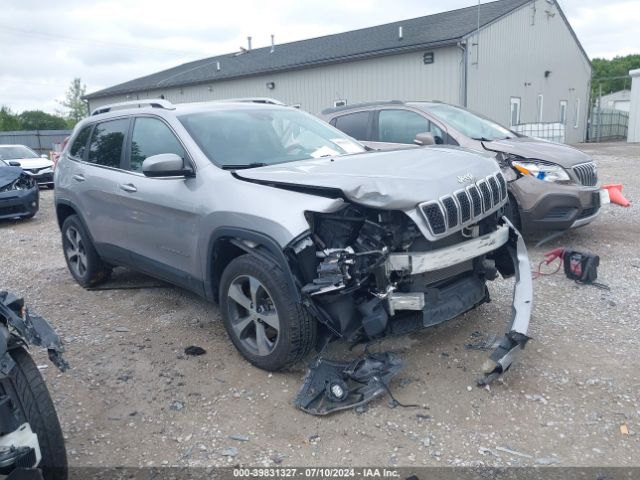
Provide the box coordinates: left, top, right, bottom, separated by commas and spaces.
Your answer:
511, 160, 570, 183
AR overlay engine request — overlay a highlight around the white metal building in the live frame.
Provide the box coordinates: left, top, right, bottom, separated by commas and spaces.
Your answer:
599, 89, 631, 112
85, 0, 591, 143
628, 69, 640, 143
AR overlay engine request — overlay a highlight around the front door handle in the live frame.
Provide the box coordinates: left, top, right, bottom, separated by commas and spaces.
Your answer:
119, 183, 137, 193
72, 174, 85, 182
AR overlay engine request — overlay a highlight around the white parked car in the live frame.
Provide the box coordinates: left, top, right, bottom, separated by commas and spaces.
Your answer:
0, 145, 55, 188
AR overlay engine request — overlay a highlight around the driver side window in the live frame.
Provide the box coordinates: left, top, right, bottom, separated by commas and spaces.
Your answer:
129, 117, 186, 172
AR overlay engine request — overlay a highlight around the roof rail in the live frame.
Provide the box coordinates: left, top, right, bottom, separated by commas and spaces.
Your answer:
91, 99, 175, 116
321, 100, 404, 115
213, 97, 286, 105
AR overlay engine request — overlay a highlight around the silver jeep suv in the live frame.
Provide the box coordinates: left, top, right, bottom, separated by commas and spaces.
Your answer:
55, 99, 532, 383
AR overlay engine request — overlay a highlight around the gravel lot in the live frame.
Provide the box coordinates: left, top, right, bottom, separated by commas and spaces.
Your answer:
1, 142, 639, 468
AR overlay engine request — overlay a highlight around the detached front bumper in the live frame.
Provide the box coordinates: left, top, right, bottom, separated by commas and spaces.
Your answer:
478, 218, 532, 384
385, 220, 532, 383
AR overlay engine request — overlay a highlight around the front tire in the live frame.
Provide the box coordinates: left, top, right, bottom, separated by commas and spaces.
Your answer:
0, 348, 67, 480
61, 215, 111, 288
219, 254, 316, 371
504, 194, 522, 231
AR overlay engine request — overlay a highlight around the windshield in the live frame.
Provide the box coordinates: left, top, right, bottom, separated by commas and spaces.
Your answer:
179, 107, 365, 168
420, 104, 516, 141
0, 145, 39, 161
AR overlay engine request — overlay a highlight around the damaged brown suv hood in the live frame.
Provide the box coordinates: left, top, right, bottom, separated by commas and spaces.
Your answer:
235, 146, 500, 210
484, 137, 593, 167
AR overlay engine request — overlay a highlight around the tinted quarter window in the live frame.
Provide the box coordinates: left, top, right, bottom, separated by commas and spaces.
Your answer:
130, 117, 185, 172
333, 112, 369, 140
69, 125, 92, 159
378, 109, 431, 144
87, 119, 128, 168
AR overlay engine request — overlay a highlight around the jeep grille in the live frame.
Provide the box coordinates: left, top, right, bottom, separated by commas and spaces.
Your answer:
419, 172, 508, 237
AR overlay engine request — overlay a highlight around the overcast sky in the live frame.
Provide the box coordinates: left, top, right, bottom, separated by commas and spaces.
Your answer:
1, 0, 638, 114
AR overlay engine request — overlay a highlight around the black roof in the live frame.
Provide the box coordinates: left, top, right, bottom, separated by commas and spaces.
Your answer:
86, 0, 531, 100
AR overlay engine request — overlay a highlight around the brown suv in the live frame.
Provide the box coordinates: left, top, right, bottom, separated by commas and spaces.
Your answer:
322, 101, 609, 235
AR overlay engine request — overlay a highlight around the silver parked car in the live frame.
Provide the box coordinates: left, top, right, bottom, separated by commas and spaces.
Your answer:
54, 99, 532, 383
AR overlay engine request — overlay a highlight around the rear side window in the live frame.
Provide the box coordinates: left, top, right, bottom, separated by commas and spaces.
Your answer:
129, 117, 186, 172
378, 109, 431, 144
87, 119, 129, 168
333, 112, 369, 141
69, 126, 92, 159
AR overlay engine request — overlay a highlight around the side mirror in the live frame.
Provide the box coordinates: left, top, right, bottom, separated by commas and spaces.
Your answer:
41, 154, 49, 159
8, 161, 21, 167
142, 153, 194, 178
414, 132, 435, 146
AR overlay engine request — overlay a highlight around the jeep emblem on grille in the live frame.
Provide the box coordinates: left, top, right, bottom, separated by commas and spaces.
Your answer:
457, 173, 475, 184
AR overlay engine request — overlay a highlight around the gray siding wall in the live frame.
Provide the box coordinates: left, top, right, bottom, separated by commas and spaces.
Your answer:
88, 47, 462, 115
465, 0, 591, 144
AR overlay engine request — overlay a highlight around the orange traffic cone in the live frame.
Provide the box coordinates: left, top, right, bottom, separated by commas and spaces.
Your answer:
603, 184, 631, 207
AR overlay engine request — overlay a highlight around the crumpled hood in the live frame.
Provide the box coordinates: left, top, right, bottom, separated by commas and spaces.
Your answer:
235, 146, 500, 209
483, 137, 593, 167
0, 166, 24, 188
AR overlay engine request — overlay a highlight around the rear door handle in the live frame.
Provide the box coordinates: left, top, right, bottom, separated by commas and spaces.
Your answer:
72, 174, 85, 182
119, 183, 137, 193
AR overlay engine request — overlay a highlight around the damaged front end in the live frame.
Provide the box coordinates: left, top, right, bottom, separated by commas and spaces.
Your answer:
289, 201, 532, 413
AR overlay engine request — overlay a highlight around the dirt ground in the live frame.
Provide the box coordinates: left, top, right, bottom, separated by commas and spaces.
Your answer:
1, 142, 639, 468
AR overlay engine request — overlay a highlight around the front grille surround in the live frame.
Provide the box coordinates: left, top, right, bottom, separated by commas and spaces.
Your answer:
419, 172, 508, 237
573, 161, 598, 186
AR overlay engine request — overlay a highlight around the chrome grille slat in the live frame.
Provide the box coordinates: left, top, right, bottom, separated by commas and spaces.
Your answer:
488, 177, 500, 205
478, 180, 492, 212
468, 185, 482, 217
442, 196, 458, 228
455, 190, 472, 223
573, 162, 597, 186
420, 173, 508, 237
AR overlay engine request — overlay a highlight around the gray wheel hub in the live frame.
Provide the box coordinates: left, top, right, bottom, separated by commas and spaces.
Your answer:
64, 226, 88, 278
226, 275, 280, 356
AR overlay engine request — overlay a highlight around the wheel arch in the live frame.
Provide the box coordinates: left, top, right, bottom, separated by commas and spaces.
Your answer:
206, 228, 302, 304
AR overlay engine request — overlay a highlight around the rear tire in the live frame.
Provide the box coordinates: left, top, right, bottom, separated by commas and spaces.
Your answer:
219, 254, 316, 371
0, 348, 67, 480
61, 215, 111, 288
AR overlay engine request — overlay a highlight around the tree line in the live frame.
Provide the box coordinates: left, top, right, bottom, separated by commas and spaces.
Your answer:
0, 78, 87, 132
591, 54, 640, 100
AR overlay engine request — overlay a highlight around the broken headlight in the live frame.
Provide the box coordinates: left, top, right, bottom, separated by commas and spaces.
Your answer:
511, 159, 570, 183
0, 174, 37, 193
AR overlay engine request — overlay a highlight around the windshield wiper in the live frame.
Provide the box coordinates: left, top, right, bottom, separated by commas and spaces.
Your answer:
471, 136, 493, 142
221, 162, 269, 170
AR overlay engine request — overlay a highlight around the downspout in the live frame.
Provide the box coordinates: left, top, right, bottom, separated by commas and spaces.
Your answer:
457, 41, 468, 107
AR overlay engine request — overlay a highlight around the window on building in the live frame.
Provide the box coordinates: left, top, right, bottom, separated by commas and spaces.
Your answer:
537, 94, 544, 123
87, 119, 129, 168
333, 111, 370, 141
69, 125, 92, 160
559, 100, 568, 124
510, 97, 521, 126
377, 109, 433, 144
574, 98, 580, 128
333, 99, 347, 107
129, 117, 186, 172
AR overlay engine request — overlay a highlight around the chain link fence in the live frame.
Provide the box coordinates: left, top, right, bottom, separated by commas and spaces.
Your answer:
511, 123, 565, 143
587, 108, 628, 142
